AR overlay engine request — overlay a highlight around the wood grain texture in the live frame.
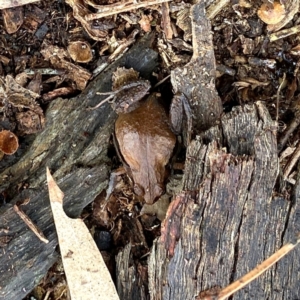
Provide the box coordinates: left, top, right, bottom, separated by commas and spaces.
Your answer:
0, 34, 158, 300
147, 102, 300, 299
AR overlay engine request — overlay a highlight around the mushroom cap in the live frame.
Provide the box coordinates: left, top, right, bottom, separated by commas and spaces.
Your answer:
67, 41, 93, 63
257, 2, 286, 25
0, 130, 19, 155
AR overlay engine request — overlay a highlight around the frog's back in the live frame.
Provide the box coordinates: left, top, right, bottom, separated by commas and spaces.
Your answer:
115, 93, 176, 204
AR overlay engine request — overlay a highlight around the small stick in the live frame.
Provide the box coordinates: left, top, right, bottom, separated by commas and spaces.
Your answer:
13, 204, 49, 244
85, 0, 172, 21
276, 73, 286, 122
201, 235, 300, 300
87, 94, 116, 110
153, 75, 171, 89
269, 24, 300, 42
278, 117, 300, 152
283, 142, 300, 180
206, 0, 230, 20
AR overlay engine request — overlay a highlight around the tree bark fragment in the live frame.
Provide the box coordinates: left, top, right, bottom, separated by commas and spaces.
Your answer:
0, 34, 158, 300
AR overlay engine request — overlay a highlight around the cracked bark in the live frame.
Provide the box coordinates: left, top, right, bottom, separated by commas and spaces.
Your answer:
147, 102, 300, 300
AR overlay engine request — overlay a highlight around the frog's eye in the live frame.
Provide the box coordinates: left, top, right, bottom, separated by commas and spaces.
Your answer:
134, 184, 144, 197
154, 184, 164, 198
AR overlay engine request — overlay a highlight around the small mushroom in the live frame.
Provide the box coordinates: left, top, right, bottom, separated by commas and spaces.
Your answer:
0, 130, 19, 155
257, 1, 286, 25
67, 41, 93, 63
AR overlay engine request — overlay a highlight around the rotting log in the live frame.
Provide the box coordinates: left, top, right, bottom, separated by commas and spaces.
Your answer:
0, 34, 158, 300
148, 103, 300, 299
115, 2, 300, 300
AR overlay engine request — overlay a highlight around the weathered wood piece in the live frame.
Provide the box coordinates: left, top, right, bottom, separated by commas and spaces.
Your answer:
0, 34, 158, 300
171, 1, 223, 133
147, 102, 300, 299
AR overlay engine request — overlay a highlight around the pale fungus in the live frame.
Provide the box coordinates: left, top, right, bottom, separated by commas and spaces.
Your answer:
257, 1, 286, 25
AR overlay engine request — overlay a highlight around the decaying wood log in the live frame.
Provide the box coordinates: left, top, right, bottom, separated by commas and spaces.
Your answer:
0, 34, 158, 300
115, 2, 300, 300
148, 102, 300, 299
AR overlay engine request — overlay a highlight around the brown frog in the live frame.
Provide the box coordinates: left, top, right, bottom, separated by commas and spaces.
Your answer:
92, 68, 191, 204
115, 92, 176, 204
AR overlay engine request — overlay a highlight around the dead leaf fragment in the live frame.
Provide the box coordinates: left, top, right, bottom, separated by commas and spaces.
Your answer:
41, 42, 92, 90
46, 168, 120, 300
0, 130, 18, 155
2, 7, 24, 34
257, 1, 285, 25
65, 0, 107, 41
138, 14, 153, 32
67, 41, 93, 63
290, 44, 300, 56
0, 0, 40, 9
0, 75, 45, 135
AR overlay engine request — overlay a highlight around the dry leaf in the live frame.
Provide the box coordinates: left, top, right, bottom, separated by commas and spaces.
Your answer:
138, 14, 152, 32
267, 0, 299, 32
0, 0, 39, 9
46, 168, 120, 300
2, 7, 24, 34
41, 42, 92, 90
65, 0, 107, 41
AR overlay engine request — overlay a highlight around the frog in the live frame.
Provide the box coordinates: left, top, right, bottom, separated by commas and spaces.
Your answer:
91, 68, 191, 204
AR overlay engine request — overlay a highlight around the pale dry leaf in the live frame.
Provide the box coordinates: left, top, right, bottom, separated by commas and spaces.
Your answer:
46, 168, 120, 300
41, 43, 92, 90
65, 0, 107, 41
138, 14, 152, 32
0, 0, 39, 9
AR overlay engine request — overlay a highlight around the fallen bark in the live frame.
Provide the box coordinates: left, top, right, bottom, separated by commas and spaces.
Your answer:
0, 34, 158, 300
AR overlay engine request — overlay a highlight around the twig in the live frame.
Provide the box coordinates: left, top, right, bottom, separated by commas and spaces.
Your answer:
200, 234, 300, 300
269, 24, 300, 42
206, 0, 230, 20
278, 95, 300, 152
85, 0, 172, 21
161, 2, 173, 39
153, 74, 171, 89
276, 73, 286, 122
283, 142, 300, 180
278, 117, 300, 153
43, 290, 51, 300
13, 204, 49, 244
